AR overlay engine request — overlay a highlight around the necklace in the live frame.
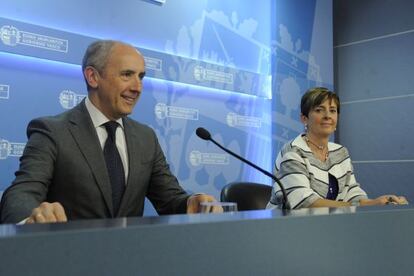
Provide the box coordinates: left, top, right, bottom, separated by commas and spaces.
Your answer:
304, 135, 325, 150
304, 135, 329, 161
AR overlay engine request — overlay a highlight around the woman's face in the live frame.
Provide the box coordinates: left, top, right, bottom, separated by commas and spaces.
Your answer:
302, 98, 338, 138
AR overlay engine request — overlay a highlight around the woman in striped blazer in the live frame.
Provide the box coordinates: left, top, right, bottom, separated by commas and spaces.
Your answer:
267, 87, 407, 209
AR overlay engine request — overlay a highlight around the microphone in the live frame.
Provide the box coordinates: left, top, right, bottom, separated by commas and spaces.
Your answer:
196, 127, 289, 210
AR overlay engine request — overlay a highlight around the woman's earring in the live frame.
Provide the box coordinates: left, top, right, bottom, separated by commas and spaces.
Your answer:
304, 124, 308, 132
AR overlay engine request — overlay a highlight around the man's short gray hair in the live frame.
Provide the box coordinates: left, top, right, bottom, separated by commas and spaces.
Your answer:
82, 40, 118, 74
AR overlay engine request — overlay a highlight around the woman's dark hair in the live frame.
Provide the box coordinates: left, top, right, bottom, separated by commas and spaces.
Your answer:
301, 87, 340, 117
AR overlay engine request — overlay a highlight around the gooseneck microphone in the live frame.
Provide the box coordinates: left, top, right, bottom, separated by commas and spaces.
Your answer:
196, 127, 289, 210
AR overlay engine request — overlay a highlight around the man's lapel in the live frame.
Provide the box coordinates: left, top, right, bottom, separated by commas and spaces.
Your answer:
67, 101, 114, 216
117, 118, 142, 216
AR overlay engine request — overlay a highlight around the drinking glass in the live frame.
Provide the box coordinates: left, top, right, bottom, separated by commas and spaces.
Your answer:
199, 201, 238, 213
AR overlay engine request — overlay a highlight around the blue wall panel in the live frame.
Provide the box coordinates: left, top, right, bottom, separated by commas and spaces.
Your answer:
334, 0, 414, 46
336, 33, 414, 102
334, 0, 414, 201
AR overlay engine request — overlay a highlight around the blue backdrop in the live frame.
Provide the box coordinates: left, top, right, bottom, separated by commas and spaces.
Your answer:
0, 0, 333, 215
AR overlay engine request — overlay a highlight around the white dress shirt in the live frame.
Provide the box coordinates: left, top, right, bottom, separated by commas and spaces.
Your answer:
85, 97, 129, 182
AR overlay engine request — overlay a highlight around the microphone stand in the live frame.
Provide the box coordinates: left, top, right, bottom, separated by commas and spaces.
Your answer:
208, 136, 290, 210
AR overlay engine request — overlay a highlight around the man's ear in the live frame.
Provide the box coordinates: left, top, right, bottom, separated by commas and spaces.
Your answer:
84, 66, 99, 89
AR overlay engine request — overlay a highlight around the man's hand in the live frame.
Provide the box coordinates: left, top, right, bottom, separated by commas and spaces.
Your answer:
186, 194, 218, 213
26, 202, 67, 224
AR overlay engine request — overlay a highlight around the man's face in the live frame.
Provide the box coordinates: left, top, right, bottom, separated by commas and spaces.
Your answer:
90, 44, 145, 120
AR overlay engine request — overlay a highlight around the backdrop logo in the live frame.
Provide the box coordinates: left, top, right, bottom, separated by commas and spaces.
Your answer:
189, 150, 229, 166
193, 65, 233, 84
155, 103, 199, 120
0, 25, 19, 46
0, 84, 9, 99
0, 25, 68, 53
144, 56, 162, 71
226, 112, 262, 128
59, 90, 86, 109
0, 139, 25, 160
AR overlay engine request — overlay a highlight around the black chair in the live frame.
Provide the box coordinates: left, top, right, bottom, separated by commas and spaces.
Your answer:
220, 182, 272, 211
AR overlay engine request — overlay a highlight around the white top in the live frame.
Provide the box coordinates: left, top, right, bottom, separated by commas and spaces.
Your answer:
267, 134, 368, 209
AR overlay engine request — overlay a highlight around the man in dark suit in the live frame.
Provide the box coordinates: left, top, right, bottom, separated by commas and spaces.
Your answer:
0, 40, 216, 223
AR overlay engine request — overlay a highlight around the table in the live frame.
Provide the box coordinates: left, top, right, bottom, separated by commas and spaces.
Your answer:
0, 205, 412, 275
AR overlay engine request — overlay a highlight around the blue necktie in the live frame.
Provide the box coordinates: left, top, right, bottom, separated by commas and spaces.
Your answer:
103, 121, 125, 215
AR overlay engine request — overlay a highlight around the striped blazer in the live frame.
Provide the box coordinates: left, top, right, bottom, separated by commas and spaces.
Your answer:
267, 134, 367, 209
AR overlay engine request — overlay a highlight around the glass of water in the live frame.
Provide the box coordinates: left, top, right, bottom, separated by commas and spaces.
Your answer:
199, 201, 238, 213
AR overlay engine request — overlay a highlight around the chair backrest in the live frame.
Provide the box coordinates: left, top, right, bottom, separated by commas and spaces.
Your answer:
220, 182, 272, 211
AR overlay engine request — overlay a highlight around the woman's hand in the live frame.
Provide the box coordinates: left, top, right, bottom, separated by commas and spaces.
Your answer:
360, 195, 408, 206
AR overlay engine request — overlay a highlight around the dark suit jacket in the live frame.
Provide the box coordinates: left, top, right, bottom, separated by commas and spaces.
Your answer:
0, 100, 189, 223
